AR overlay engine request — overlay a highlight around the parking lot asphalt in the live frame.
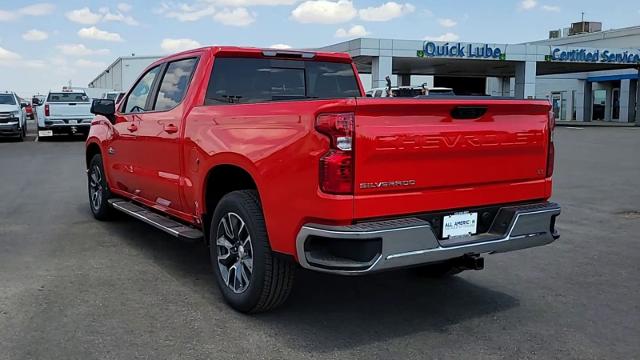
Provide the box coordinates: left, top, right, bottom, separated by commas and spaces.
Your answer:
0, 128, 639, 360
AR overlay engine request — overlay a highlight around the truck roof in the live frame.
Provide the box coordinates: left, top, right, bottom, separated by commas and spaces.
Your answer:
154, 46, 353, 65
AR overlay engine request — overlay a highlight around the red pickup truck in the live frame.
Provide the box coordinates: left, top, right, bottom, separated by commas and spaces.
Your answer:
86, 46, 560, 313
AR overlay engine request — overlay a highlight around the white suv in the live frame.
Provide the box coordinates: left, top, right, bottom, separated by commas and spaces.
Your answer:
0, 91, 27, 141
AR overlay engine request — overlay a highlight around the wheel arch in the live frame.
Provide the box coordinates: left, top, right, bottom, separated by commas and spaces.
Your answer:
85, 142, 102, 169
202, 163, 261, 243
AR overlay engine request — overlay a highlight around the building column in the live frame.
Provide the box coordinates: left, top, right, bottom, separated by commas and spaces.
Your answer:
579, 80, 593, 122
604, 85, 613, 122
619, 79, 635, 123
635, 79, 640, 124
515, 61, 537, 99
398, 74, 411, 87
371, 56, 392, 89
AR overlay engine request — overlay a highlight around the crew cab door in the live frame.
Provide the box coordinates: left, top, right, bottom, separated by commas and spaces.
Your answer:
108, 65, 162, 196
127, 57, 199, 214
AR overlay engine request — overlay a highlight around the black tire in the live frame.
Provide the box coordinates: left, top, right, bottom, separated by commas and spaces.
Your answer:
412, 261, 465, 278
210, 190, 294, 313
88, 154, 115, 220
17, 124, 25, 142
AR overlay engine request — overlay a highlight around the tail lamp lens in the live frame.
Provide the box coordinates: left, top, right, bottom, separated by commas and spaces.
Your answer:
315, 112, 355, 194
44, 104, 50, 117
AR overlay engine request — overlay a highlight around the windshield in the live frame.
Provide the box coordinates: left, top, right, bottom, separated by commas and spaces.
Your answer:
0, 94, 16, 105
47, 92, 90, 103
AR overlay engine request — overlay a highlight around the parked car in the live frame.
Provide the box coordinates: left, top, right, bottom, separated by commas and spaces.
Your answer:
86, 46, 560, 313
0, 91, 28, 140
37, 89, 93, 138
20, 100, 34, 120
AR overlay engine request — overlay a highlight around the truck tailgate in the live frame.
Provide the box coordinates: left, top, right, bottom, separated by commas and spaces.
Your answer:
353, 97, 552, 219
48, 102, 92, 119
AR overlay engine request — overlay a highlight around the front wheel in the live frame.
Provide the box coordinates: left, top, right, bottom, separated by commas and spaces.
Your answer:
210, 190, 294, 313
88, 154, 115, 220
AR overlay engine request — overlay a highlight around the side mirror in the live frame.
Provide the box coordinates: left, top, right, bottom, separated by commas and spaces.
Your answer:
21, 103, 28, 108
91, 99, 116, 123
32, 98, 40, 106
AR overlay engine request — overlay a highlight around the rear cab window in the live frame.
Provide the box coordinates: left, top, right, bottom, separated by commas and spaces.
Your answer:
205, 58, 361, 105
47, 92, 90, 103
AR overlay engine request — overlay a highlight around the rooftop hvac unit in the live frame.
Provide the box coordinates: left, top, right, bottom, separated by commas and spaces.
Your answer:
569, 21, 602, 36
549, 30, 562, 39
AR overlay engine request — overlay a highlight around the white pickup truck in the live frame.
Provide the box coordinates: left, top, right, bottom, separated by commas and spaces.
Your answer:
37, 90, 93, 138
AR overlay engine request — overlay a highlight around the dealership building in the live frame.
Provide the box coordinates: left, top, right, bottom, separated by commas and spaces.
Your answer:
89, 21, 640, 123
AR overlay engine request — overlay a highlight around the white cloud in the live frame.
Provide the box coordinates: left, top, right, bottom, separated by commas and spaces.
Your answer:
438, 18, 457, 28
67, 6, 139, 26
291, 0, 357, 24
335, 24, 369, 38
214, 8, 255, 26
424, 32, 460, 42
22, 29, 49, 41
215, 0, 298, 5
0, 3, 55, 21
57, 44, 110, 56
78, 26, 124, 42
0, 46, 21, 61
103, 11, 139, 26
18, 3, 55, 16
520, 0, 537, 10
542, 5, 560, 12
161, 38, 202, 53
117, 3, 132, 12
270, 44, 292, 49
66, 7, 103, 25
75, 59, 107, 68
358, 2, 414, 22
158, 3, 217, 22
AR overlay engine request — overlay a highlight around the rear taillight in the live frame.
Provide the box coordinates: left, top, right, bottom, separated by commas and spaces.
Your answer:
315, 112, 354, 194
547, 110, 555, 177
44, 104, 50, 117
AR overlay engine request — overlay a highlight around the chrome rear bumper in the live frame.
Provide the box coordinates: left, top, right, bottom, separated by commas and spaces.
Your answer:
296, 202, 560, 275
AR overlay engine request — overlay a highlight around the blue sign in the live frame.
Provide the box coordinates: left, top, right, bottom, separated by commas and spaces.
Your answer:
421, 42, 505, 60
551, 48, 640, 64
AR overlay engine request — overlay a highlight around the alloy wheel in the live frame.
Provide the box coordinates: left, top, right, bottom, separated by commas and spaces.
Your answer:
216, 212, 254, 294
89, 165, 104, 211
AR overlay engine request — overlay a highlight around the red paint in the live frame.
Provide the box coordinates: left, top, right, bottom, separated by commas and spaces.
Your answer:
87, 46, 554, 260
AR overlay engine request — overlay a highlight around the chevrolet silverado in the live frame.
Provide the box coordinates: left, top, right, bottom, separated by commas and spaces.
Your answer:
86, 46, 560, 313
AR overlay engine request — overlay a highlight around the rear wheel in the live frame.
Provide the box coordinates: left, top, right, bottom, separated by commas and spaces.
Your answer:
88, 154, 115, 220
210, 190, 294, 313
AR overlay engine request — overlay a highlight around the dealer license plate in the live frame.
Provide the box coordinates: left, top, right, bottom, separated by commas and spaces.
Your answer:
68, 120, 78, 125
443, 212, 478, 238
38, 130, 53, 137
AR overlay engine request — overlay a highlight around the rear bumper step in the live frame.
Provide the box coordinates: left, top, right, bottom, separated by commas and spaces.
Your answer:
296, 202, 560, 275
108, 199, 203, 242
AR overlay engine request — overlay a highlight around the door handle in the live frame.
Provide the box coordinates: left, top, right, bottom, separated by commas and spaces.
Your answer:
164, 124, 178, 134
127, 123, 138, 132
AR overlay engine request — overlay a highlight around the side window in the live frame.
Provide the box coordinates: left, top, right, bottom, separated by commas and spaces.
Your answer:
123, 66, 161, 113
374, 90, 383, 97
153, 58, 198, 111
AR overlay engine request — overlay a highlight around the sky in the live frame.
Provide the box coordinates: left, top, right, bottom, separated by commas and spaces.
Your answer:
1, 0, 640, 98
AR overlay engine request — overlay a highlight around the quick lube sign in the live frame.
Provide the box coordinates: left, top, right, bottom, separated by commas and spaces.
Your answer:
549, 48, 640, 64
418, 42, 507, 60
